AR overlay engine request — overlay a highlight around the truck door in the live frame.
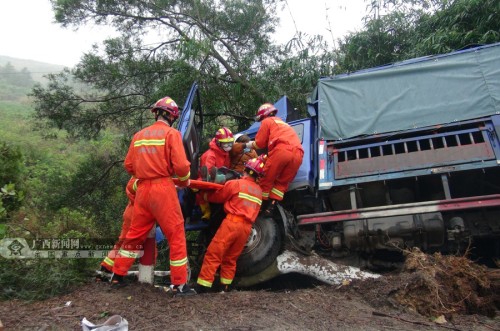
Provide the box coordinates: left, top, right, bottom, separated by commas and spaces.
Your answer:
177, 82, 203, 178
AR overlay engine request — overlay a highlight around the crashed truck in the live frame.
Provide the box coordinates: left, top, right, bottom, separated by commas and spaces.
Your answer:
175, 42, 500, 287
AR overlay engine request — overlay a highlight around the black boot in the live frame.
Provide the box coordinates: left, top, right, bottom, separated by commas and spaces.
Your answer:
170, 284, 197, 297
195, 284, 212, 294
95, 266, 112, 282
110, 274, 126, 288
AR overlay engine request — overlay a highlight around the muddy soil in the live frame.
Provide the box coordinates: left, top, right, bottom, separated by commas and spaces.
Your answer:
1, 251, 499, 331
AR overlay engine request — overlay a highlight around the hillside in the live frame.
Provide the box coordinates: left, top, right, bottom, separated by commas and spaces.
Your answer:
0, 55, 66, 84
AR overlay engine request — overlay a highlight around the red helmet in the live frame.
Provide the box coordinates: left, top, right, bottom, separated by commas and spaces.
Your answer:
151, 96, 179, 118
215, 127, 234, 143
244, 157, 265, 177
255, 103, 277, 122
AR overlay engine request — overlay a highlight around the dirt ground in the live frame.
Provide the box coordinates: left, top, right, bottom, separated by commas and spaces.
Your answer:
1, 251, 499, 331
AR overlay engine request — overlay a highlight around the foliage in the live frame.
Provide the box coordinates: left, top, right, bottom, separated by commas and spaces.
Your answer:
31, 0, 288, 139
0, 142, 25, 221
57, 137, 130, 236
0, 63, 36, 101
411, 0, 500, 56
0, 63, 34, 88
336, 0, 500, 72
0, 55, 66, 85
0, 97, 128, 300
32, 0, 500, 140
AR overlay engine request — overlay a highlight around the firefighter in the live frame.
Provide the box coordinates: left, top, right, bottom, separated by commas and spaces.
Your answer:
230, 134, 258, 174
197, 127, 234, 221
196, 157, 264, 292
199, 127, 234, 178
97, 176, 158, 281
111, 96, 196, 297
97, 176, 139, 279
246, 103, 304, 215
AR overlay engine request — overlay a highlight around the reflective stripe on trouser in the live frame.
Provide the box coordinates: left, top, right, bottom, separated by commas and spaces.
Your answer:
260, 146, 304, 201
101, 202, 133, 271
197, 214, 252, 286
101, 201, 157, 270
113, 178, 189, 285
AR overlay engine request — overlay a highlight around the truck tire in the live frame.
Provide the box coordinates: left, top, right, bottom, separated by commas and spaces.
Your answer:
236, 216, 282, 276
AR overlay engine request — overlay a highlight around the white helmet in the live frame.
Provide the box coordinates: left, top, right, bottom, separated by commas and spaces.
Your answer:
233, 133, 243, 142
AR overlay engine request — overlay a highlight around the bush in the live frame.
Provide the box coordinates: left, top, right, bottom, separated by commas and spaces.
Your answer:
0, 142, 25, 221
0, 258, 96, 300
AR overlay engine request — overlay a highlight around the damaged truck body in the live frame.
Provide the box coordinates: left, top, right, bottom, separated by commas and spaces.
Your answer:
179, 43, 500, 286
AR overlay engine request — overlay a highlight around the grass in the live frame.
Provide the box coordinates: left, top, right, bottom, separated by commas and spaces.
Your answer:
0, 100, 89, 170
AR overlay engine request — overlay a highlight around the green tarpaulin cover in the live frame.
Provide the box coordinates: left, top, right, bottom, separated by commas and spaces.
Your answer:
317, 43, 500, 141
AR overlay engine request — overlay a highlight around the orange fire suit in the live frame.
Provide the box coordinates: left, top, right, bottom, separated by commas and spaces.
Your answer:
199, 138, 231, 175
113, 120, 191, 286
100, 177, 138, 272
197, 138, 231, 218
252, 116, 304, 201
230, 142, 258, 174
197, 176, 262, 288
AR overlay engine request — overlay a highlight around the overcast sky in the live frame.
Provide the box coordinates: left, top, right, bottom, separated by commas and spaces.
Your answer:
0, 0, 367, 67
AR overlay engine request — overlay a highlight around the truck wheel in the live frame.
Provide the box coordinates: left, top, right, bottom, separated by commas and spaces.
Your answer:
236, 216, 282, 276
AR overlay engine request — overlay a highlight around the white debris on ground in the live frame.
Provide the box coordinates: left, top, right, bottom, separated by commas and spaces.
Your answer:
276, 250, 380, 285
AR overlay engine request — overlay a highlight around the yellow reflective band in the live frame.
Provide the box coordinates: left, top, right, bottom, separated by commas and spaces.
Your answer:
170, 256, 188, 267
271, 187, 284, 198
197, 278, 212, 287
177, 171, 191, 182
132, 179, 138, 192
220, 277, 233, 285
262, 192, 269, 198
238, 192, 262, 205
134, 139, 165, 147
103, 257, 115, 267
118, 249, 139, 258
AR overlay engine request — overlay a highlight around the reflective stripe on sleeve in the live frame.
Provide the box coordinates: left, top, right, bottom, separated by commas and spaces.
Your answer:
177, 171, 191, 182
238, 192, 262, 205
